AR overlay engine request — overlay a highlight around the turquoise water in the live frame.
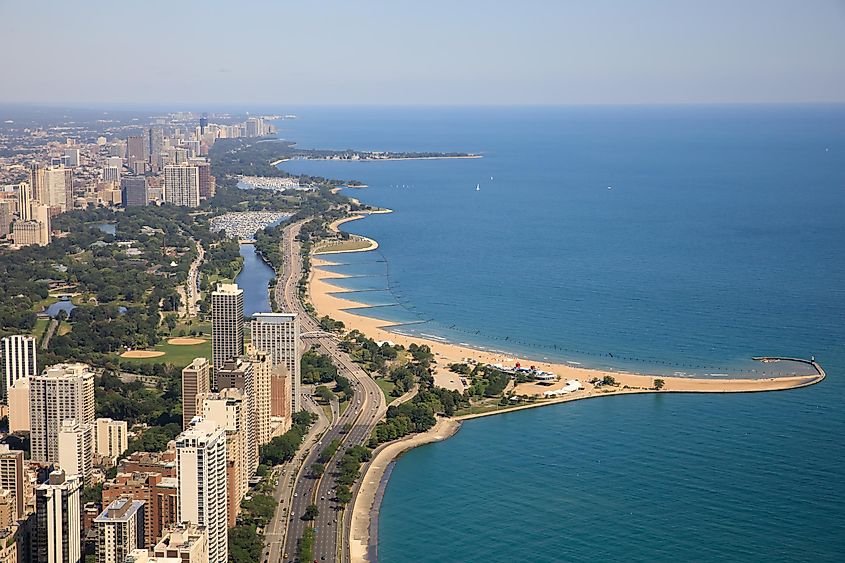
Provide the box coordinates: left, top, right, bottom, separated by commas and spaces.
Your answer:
279, 106, 845, 561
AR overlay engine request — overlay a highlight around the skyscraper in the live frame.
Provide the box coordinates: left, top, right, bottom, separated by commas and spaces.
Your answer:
0, 445, 25, 520
17, 181, 31, 221
43, 165, 73, 211
163, 164, 200, 207
1, 334, 37, 400
0, 200, 11, 238
250, 312, 301, 412
57, 418, 94, 483
211, 283, 244, 374
199, 388, 250, 525
94, 498, 146, 563
29, 363, 96, 463
147, 127, 164, 171
126, 135, 147, 169
181, 358, 210, 429
191, 159, 215, 199
34, 469, 82, 563
121, 176, 148, 207
175, 419, 228, 563
29, 162, 45, 203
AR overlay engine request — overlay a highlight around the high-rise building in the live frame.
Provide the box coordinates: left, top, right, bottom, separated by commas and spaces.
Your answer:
0, 200, 11, 238
190, 159, 215, 199
64, 148, 80, 167
248, 348, 272, 447
214, 358, 256, 473
0, 445, 25, 520
102, 166, 121, 184
94, 498, 146, 563
211, 283, 244, 374
271, 364, 292, 433
94, 418, 128, 465
43, 166, 73, 211
163, 164, 200, 207
102, 472, 177, 547
57, 419, 94, 483
147, 127, 164, 171
250, 312, 301, 412
34, 469, 82, 563
29, 363, 96, 463
126, 136, 147, 168
1, 334, 37, 400
12, 218, 47, 246
121, 176, 148, 207
29, 162, 45, 203
7, 376, 29, 432
175, 419, 228, 563
181, 358, 210, 429
16, 181, 31, 221
199, 388, 250, 525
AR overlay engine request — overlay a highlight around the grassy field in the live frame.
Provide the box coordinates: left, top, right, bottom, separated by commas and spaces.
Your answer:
119, 338, 212, 369
375, 378, 397, 403
314, 239, 373, 254
31, 318, 50, 340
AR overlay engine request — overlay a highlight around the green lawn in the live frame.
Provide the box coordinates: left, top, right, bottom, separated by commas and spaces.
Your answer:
118, 338, 212, 369
375, 378, 397, 403
31, 318, 50, 340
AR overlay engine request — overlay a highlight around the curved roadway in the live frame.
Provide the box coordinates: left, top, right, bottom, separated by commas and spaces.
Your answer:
268, 219, 387, 563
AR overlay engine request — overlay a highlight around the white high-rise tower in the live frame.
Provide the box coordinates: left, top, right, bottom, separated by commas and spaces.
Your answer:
250, 312, 301, 412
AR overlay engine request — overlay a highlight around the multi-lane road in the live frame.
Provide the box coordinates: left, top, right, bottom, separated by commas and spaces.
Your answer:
266, 219, 388, 563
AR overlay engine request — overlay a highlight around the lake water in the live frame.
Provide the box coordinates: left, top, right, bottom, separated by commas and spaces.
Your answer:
235, 244, 275, 317
278, 106, 845, 561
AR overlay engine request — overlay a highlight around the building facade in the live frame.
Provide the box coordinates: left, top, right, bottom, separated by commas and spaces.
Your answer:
1, 334, 37, 400
94, 418, 128, 465
163, 164, 200, 207
181, 358, 210, 429
250, 312, 301, 412
29, 363, 96, 463
94, 498, 146, 563
211, 283, 244, 375
175, 420, 227, 563
34, 470, 82, 563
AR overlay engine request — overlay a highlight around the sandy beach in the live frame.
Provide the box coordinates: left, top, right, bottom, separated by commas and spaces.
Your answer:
309, 255, 824, 395
349, 417, 461, 563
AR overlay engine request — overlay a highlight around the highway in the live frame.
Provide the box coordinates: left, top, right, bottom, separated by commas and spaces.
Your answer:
267, 219, 388, 563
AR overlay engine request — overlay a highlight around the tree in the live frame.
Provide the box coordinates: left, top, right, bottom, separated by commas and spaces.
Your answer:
653, 378, 665, 390
601, 375, 617, 386
302, 504, 319, 521
310, 462, 325, 478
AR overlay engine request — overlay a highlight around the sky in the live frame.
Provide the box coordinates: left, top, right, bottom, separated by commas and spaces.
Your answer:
1, 0, 844, 107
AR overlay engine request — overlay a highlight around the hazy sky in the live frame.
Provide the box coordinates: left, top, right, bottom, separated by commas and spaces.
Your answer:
1, 0, 844, 106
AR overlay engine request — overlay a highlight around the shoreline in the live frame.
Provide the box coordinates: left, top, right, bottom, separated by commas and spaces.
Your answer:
309, 254, 823, 395
349, 417, 462, 563
351, 362, 825, 562
316, 217, 828, 562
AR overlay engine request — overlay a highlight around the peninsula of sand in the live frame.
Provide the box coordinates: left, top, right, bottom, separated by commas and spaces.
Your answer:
309, 215, 827, 563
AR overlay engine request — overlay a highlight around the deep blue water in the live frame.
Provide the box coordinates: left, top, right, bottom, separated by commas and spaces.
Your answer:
235, 244, 275, 317
278, 106, 845, 561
